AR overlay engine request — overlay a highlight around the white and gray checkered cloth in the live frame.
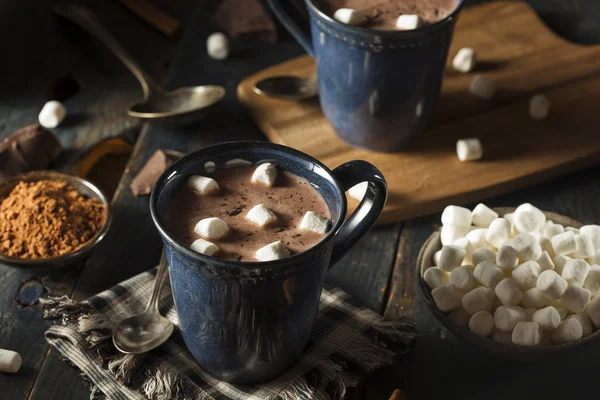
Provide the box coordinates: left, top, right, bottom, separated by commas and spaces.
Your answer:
42, 267, 416, 400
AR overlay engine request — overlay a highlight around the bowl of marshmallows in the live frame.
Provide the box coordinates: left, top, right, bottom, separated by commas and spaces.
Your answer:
419, 203, 600, 360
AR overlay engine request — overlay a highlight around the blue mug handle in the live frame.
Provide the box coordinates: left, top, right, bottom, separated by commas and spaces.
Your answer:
329, 160, 388, 268
267, 0, 315, 57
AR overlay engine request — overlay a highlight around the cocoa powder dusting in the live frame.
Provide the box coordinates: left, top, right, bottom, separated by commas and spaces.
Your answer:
0, 180, 106, 259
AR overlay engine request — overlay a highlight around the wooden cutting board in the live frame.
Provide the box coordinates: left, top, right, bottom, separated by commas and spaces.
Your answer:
237, 1, 600, 224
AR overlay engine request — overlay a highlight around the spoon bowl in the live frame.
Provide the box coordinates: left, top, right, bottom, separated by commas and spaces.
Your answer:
253, 75, 318, 100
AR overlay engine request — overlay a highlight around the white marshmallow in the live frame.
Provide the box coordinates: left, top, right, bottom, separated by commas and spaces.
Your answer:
509, 233, 542, 262
536, 251, 555, 271
187, 175, 219, 195
246, 204, 277, 227
433, 250, 442, 266
469, 75, 495, 100
452, 48, 477, 74
462, 286, 495, 314
512, 261, 541, 290
441, 225, 470, 246
583, 264, 600, 295
225, 158, 252, 168
38, 100, 67, 129
512, 322, 542, 346
194, 217, 229, 240
521, 288, 549, 308
524, 307, 537, 322
432, 284, 462, 312
450, 266, 477, 292
561, 259, 590, 285
251, 163, 277, 186
486, 218, 511, 248
555, 305, 568, 320
514, 211, 543, 234
396, 14, 423, 30
189, 238, 219, 256
515, 203, 546, 224
586, 296, 600, 328
551, 319, 582, 344
537, 270, 568, 300
437, 245, 466, 272
469, 311, 494, 337
473, 261, 504, 289
456, 138, 483, 162
551, 231, 578, 256
442, 205, 473, 228
471, 203, 497, 228
453, 237, 474, 264
543, 221, 565, 239
204, 161, 216, 173
531, 232, 555, 259
532, 306, 561, 331
0, 349, 22, 373
566, 227, 580, 234
504, 212, 514, 224
571, 234, 595, 259
255, 240, 290, 261
496, 245, 519, 271
492, 329, 513, 344
472, 248, 496, 266
449, 306, 472, 329
560, 284, 591, 313
587, 254, 600, 266
333, 8, 367, 25
580, 225, 600, 252
494, 306, 526, 332
348, 182, 368, 201
529, 94, 551, 120
495, 278, 523, 306
553, 255, 571, 275
206, 32, 229, 60
424, 267, 449, 289
300, 211, 329, 235
467, 229, 494, 250
567, 314, 593, 337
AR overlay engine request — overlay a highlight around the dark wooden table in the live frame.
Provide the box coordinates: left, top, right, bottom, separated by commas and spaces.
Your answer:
2, 1, 600, 399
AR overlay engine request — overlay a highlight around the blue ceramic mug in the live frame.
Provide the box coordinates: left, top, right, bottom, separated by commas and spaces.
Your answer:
150, 141, 387, 384
267, 0, 464, 152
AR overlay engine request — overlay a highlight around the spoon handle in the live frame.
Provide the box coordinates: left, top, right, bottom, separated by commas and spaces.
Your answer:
147, 250, 169, 314
54, 4, 155, 99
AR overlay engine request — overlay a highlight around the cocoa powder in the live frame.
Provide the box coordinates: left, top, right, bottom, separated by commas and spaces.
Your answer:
0, 180, 106, 259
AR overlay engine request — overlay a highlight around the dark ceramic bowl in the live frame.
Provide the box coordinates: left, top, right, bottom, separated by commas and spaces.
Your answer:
0, 170, 112, 269
418, 207, 600, 361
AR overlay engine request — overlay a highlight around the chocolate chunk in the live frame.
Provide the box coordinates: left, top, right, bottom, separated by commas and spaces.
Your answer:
130, 149, 184, 196
0, 124, 63, 181
47, 74, 80, 102
211, 0, 277, 43
228, 205, 245, 216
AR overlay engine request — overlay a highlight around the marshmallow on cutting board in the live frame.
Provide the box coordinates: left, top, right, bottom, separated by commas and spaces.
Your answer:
456, 138, 483, 162
469, 75, 496, 99
0, 349, 22, 373
207, 32, 229, 60
452, 48, 477, 73
39, 100, 67, 129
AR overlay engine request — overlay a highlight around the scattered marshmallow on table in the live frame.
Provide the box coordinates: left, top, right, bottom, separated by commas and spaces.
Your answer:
580, 225, 600, 252
450, 266, 477, 292
532, 306, 561, 330
551, 319, 583, 344
536, 251, 555, 271
247, 204, 277, 227
561, 259, 590, 285
469, 75, 495, 99
496, 245, 519, 271
251, 163, 277, 186
300, 211, 329, 235
583, 264, 600, 295
437, 245, 466, 272
0, 349, 22, 373
194, 217, 229, 240
348, 182, 368, 201
529, 94, 551, 120
495, 278, 523, 306
333, 8, 367, 25
567, 314, 593, 337
472, 248, 495, 266
187, 175, 219, 195
442, 205, 473, 228
571, 234, 595, 259
189, 238, 219, 256
521, 288, 549, 308
424, 267, 449, 289
469, 311, 494, 337
512, 322, 542, 346
38, 100, 66, 129
494, 306, 526, 332
472, 204, 498, 228
432, 284, 462, 312
396, 14, 423, 30
586, 296, 600, 327
456, 138, 483, 162
441, 225, 470, 246
452, 48, 477, 73
206, 32, 229, 60
551, 231, 578, 256
486, 218, 511, 248
559, 284, 591, 313
536, 270, 567, 300
256, 241, 290, 261
512, 261, 541, 290
474, 261, 504, 289
509, 233, 542, 262
462, 286, 495, 314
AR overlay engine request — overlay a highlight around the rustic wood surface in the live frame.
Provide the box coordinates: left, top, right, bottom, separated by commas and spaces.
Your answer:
2, 0, 600, 399
237, 1, 600, 225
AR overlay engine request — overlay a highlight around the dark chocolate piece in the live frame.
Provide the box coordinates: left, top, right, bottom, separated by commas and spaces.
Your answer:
228, 205, 245, 216
0, 124, 63, 181
47, 74, 80, 102
130, 149, 184, 196
211, 0, 277, 43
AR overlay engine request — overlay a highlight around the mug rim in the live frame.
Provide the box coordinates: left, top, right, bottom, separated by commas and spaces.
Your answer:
149, 141, 348, 270
305, 0, 465, 36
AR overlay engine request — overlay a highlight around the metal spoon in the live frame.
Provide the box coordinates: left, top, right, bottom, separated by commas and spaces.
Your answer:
54, 5, 225, 124
253, 74, 318, 100
113, 251, 174, 354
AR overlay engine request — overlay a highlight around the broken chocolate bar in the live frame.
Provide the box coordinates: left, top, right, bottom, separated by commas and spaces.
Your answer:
211, 0, 277, 43
130, 149, 184, 196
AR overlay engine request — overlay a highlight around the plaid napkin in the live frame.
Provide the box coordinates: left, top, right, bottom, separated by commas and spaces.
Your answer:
41, 266, 416, 400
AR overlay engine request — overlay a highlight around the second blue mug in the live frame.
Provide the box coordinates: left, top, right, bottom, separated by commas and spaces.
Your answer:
267, 0, 464, 152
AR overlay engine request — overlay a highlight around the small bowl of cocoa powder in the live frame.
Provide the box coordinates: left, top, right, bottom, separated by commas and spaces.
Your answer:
0, 171, 111, 268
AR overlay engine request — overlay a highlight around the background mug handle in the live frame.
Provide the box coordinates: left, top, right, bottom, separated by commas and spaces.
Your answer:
266, 0, 315, 57
329, 160, 388, 268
